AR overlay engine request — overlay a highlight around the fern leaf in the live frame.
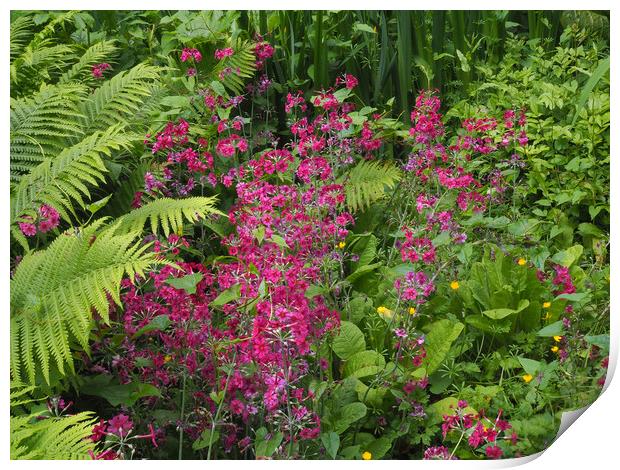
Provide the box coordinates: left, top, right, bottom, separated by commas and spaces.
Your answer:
11, 125, 140, 227
340, 160, 402, 212
59, 40, 118, 84
113, 196, 223, 237
11, 411, 97, 460
10, 83, 87, 179
78, 63, 161, 131
11, 221, 162, 384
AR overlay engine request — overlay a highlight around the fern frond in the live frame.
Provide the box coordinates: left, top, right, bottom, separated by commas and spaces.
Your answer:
11, 411, 97, 460
10, 15, 34, 62
113, 196, 223, 236
11, 221, 161, 384
78, 63, 161, 131
340, 160, 402, 212
11, 125, 140, 226
219, 41, 257, 95
10, 83, 87, 179
59, 40, 118, 84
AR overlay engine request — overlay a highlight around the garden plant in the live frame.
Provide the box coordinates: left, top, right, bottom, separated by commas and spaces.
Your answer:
8, 9, 610, 460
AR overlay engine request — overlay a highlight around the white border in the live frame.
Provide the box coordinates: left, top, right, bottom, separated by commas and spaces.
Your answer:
2, 1, 617, 468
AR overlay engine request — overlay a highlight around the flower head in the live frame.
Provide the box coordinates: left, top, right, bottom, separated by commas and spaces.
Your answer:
362, 451, 372, 460
517, 258, 526, 266
409, 307, 416, 315
543, 301, 551, 309
450, 280, 460, 290
522, 374, 533, 383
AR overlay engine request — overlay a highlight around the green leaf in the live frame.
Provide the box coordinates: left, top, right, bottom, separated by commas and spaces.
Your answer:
321, 432, 340, 459
255, 431, 283, 457
584, 334, 609, 352
192, 429, 220, 450
551, 245, 583, 267
482, 299, 530, 320
353, 22, 376, 34
87, 194, 112, 215
518, 357, 542, 376
210, 80, 227, 97
160, 95, 191, 108
334, 402, 367, 433
165, 272, 203, 294
364, 437, 392, 460
343, 350, 386, 378
269, 234, 289, 249
573, 56, 609, 125
537, 321, 564, 337
210, 283, 241, 307
79, 376, 160, 406
332, 321, 366, 360
132, 315, 171, 339
422, 320, 464, 374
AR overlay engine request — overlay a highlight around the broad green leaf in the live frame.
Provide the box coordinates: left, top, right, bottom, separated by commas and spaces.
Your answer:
210, 283, 241, 307
343, 350, 386, 378
332, 321, 366, 360
537, 321, 564, 337
422, 320, 464, 374
165, 272, 203, 294
132, 315, 171, 339
193, 429, 220, 450
333, 402, 367, 433
321, 432, 340, 459
551, 245, 583, 267
79, 376, 160, 406
482, 299, 530, 320
518, 357, 542, 376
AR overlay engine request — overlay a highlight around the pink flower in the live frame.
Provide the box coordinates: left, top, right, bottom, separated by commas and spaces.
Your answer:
19, 222, 37, 237
215, 47, 234, 60
485, 445, 503, 459
91, 63, 111, 79
107, 414, 133, 438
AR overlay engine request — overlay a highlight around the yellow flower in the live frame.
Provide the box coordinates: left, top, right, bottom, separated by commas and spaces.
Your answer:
553, 335, 563, 342
338, 241, 346, 249
543, 302, 551, 309
522, 374, 533, 383
362, 451, 372, 460
164, 355, 172, 363
543, 312, 551, 321
409, 307, 416, 315
377, 306, 392, 316
450, 281, 460, 290
551, 346, 559, 353
518, 258, 526, 266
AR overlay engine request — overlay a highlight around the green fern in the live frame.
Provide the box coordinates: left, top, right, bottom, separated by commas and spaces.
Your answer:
78, 63, 162, 132
10, 220, 161, 384
11, 412, 97, 460
11, 125, 140, 226
10, 15, 35, 61
59, 40, 118, 84
113, 196, 223, 236
219, 41, 258, 95
340, 160, 402, 212
10, 84, 87, 178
